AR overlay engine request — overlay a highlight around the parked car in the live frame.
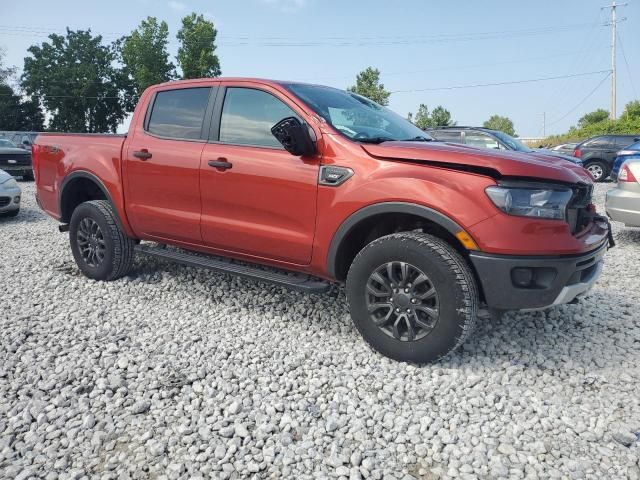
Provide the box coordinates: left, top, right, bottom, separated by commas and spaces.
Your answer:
427, 127, 583, 166
551, 143, 578, 155
606, 159, 640, 227
33, 78, 611, 363
0, 131, 39, 150
0, 169, 21, 217
610, 140, 640, 181
573, 135, 640, 182
0, 138, 34, 180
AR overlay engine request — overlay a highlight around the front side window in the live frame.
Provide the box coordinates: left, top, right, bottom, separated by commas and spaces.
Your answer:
464, 132, 501, 149
219, 88, 299, 148
147, 88, 211, 140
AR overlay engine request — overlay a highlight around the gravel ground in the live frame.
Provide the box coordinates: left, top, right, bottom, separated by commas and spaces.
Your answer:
1, 181, 639, 480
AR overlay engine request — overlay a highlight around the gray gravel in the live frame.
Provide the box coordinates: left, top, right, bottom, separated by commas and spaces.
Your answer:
1, 181, 639, 479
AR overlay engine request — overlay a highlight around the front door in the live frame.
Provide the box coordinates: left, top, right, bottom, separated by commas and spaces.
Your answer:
199, 85, 319, 265
124, 86, 215, 243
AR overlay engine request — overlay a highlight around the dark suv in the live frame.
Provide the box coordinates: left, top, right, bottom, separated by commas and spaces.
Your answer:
427, 126, 582, 166
574, 135, 640, 182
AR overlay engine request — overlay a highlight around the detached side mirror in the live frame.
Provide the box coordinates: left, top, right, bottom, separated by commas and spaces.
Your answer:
271, 117, 316, 157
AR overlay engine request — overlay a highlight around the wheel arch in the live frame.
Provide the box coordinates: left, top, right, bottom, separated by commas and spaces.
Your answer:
326, 202, 472, 281
58, 171, 132, 235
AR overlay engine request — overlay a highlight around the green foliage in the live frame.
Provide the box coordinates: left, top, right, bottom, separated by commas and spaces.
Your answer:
119, 17, 175, 98
348, 67, 390, 106
483, 115, 516, 136
177, 13, 221, 79
407, 104, 455, 129
0, 48, 16, 86
577, 108, 609, 129
544, 100, 640, 146
21, 29, 129, 133
622, 100, 640, 120
0, 84, 45, 131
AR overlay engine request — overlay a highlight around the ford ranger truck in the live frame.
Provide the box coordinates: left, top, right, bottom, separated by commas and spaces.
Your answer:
33, 78, 612, 363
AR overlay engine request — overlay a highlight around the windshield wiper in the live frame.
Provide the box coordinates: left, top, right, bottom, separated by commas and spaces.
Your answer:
355, 136, 396, 144
400, 136, 432, 142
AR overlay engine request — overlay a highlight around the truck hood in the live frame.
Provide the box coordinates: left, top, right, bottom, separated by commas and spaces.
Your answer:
360, 141, 593, 184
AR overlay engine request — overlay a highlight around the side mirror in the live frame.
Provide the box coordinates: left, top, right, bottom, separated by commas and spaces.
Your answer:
271, 117, 316, 157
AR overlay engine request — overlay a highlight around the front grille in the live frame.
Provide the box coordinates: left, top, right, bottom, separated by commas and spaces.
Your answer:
0, 197, 10, 207
0, 152, 31, 166
567, 183, 593, 234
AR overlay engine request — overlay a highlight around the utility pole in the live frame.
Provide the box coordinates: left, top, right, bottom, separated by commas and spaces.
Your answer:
542, 112, 546, 138
603, 1, 627, 120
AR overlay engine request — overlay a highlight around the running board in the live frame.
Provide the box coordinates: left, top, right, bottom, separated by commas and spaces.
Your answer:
134, 244, 331, 294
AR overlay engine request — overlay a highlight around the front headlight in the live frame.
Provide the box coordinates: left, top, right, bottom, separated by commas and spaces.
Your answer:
2, 178, 18, 189
485, 184, 573, 220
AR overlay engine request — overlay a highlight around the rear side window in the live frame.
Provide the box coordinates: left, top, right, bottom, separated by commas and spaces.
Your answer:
584, 137, 610, 148
147, 88, 211, 140
219, 88, 299, 148
464, 132, 500, 149
431, 131, 462, 143
614, 136, 635, 148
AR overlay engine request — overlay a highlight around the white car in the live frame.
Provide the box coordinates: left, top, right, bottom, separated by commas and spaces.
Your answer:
0, 169, 21, 217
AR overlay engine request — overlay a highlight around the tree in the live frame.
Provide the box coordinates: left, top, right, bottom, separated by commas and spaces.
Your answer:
408, 104, 455, 129
622, 100, 640, 120
22, 29, 129, 133
348, 67, 390, 106
176, 13, 221, 79
119, 17, 175, 98
577, 108, 609, 129
0, 48, 16, 86
0, 84, 45, 131
431, 106, 454, 127
483, 115, 515, 136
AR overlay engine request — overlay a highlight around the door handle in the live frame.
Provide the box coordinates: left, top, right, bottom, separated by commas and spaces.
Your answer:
208, 159, 233, 170
133, 149, 152, 160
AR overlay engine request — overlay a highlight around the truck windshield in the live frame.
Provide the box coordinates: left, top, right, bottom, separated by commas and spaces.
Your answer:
285, 83, 432, 143
492, 131, 532, 152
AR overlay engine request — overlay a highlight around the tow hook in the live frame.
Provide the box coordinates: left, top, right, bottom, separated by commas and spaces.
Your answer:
58, 224, 70, 233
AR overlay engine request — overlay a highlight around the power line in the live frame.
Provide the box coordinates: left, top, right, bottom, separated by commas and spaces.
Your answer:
617, 30, 637, 99
546, 71, 612, 127
389, 70, 612, 94
0, 22, 606, 47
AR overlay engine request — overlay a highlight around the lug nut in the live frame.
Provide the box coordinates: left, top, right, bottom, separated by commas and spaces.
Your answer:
406, 309, 411, 313
395, 308, 400, 313
404, 288, 410, 293
411, 298, 417, 304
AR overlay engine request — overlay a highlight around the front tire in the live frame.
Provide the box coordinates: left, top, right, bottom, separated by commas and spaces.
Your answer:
584, 161, 608, 182
69, 200, 136, 281
22, 171, 34, 181
346, 232, 478, 363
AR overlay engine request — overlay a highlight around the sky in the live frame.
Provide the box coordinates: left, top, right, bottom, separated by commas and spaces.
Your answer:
1, 0, 638, 137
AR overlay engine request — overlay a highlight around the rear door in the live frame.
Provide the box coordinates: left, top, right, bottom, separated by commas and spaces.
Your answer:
124, 84, 217, 243
199, 83, 320, 265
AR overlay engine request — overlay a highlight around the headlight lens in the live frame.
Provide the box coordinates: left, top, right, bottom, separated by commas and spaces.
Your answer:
486, 184, 573, 220
2, 178, 18, 189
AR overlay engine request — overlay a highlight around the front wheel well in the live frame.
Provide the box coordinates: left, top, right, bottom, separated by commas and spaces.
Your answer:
59, 177, 108, 223
331, 212, 469, 282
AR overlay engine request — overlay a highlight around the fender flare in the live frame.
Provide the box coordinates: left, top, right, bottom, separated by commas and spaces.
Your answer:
326, 202, 466, 278
58, 171, 126, 229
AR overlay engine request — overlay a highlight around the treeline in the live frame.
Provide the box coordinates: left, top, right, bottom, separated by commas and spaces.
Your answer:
544, 101, 640, 146
347, 67, 517, 134
0, 14, 220, 133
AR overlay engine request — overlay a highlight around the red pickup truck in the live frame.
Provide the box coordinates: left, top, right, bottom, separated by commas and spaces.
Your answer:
33, 78, 611, 363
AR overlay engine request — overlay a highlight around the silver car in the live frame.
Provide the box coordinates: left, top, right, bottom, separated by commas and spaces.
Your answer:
0, 169, 21, 217
606, 159, 640, 227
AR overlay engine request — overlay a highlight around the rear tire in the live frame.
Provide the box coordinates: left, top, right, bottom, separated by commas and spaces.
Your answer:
346, 232, 478, 363
69, 200, 135, 281
584, 161, 608, 182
